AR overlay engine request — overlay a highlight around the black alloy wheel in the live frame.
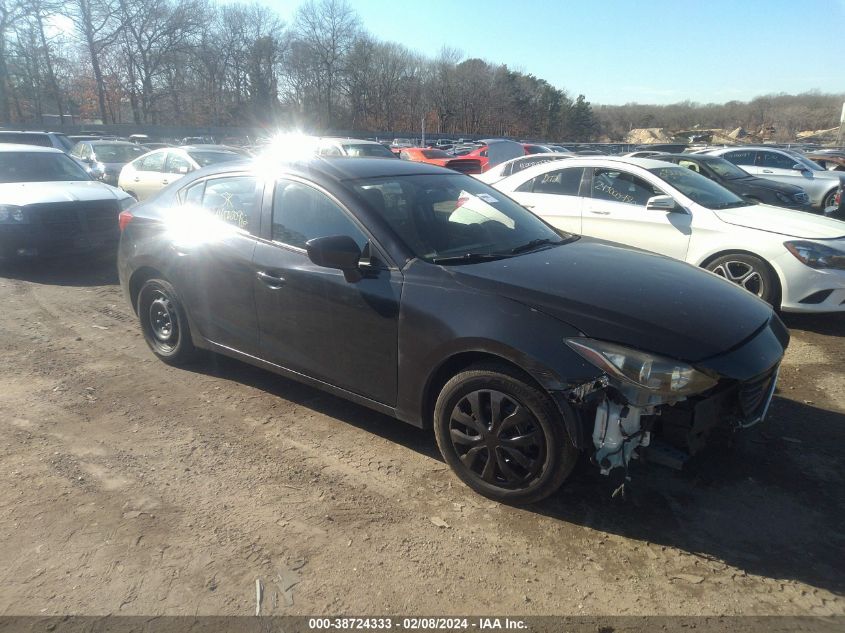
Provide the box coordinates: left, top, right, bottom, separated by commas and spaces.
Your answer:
434, 364, 578, 504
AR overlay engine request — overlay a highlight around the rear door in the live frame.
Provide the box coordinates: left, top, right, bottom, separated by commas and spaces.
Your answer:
175, 174, 264, 354
507, 166, 586, 234
721, 149, 759, 176
252, 177, 401, 405
130, 151, 167, 200
581, 167, 692, 260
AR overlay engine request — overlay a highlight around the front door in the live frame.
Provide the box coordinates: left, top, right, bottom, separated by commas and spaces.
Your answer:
581, 167, 692, 260
253, 178, 401, 406
507, 166, 586, 234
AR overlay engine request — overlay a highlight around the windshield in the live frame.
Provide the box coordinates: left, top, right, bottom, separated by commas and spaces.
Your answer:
700, 157, 749, 180
344, 143, 396, 158
93, 144, 147, 163
187, 150, 243, 168
350, 173, 570, 262
0, 151, 90, 183
649, 165, 749, 209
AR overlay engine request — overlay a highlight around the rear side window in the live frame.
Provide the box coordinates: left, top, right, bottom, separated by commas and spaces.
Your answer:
757, 151, 795, 169
518, 167, 585, 195
272, 179, 367, 250
137, 152, 165, 172
723, 150, 756, 166
199, 176, 260, 231
165, 152, 192, 174
0, 132, 51, 147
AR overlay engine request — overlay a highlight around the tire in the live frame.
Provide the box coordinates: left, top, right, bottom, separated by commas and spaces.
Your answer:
137, 278, 198, 365
433, 363, 578, 504
822, 189, 838, 210
705, 253, 779, 306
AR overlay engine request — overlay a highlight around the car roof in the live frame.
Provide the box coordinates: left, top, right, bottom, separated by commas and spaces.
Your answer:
187, 156, 451, 182
0, 130, 58, 135
0, 143, 63, 153
87, 140, 140, 146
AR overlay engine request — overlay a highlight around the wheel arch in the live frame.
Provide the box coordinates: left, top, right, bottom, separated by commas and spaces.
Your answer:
128, 265, 165, 315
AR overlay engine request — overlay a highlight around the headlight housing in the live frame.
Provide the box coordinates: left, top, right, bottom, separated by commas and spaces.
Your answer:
0, 204, 27, 224
784, 240, 845, 271
566, 338, 718, 397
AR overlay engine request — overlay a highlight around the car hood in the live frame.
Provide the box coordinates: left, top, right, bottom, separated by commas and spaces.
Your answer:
0, 180, 130, 205
733, 176, 802, 195
448, 238, 774, 363
714, 204, 845, 238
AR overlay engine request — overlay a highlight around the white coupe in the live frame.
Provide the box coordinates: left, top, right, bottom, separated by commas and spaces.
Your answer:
492, 156, 845, 312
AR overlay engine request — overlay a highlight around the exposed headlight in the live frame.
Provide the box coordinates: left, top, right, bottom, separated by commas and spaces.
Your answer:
0, 204, 27, 224
566, 338, 718, 396
784, 240, 845, 271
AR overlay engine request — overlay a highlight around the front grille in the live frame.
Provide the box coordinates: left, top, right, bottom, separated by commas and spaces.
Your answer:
738, 366, 779, 423
30, 200, 121, 236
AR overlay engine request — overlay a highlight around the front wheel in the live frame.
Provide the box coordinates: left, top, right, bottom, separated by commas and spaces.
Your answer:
433, 364, 578, 504
705, 254, 779, 306
822, 188, 838, 210
137, 278, 198, 365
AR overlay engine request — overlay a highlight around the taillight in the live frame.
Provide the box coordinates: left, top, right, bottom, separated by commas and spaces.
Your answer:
118, 210, 133, 231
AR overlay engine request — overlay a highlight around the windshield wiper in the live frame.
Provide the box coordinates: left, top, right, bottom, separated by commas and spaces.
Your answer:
430, 252, 512, 265
508, 238, 562, 254
712, 201, 752, 210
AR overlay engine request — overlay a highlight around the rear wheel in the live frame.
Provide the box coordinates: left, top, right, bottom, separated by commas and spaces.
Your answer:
433, 364, 578, 504
137, 278, 198, 365
705, 254, 778, 306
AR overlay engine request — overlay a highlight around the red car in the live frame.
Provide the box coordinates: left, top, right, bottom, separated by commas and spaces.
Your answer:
398, 147, 483, 174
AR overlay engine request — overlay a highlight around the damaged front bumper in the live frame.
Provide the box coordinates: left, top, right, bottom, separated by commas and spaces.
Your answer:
556, 316, 789, 476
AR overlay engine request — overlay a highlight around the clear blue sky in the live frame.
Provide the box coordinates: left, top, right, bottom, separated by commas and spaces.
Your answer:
257, 0, 845, 105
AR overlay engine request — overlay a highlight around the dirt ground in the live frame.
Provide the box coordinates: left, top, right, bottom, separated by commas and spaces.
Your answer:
0, 255, 843, 617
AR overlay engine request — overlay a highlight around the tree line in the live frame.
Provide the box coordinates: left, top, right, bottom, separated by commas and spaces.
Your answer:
0, 0, 841, 142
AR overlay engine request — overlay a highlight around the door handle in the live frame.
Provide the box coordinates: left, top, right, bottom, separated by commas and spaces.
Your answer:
256, 271, 286, 288
162, 179, 169, 185
589, 210, 611, 215
133, 176, 140, 182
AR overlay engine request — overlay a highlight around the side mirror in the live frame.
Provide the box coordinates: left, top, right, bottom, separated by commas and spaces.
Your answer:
305, 235, 362, 282
792, 164, 810, 173
646, 195, 677, 212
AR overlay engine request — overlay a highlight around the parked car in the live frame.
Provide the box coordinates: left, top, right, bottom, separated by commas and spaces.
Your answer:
703, 146, 845, 212
398, 147, 482, 174
804, 152, 845, 172
458, 139, 525, 172
0, 130, 74, 153
117, 157, 787, 503
475, 153, 572, 184
70, 140, 149, 186
390, 138, 414, 150
118, 146, 245, 201
0, 144, 134, 259
827, 186, 844, 220
316, 138, 398, 159
492, 156, 845, 312
523, 143, 557, 155
651, 153, 811, 211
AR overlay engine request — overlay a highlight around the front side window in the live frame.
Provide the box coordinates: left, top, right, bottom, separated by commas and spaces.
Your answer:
592, 169, 664, 206
165, 152, 192, 174
757, 151, 796, 169
272, 180, 367, 250
518, 167, 585, 195
349, 173, 568, 262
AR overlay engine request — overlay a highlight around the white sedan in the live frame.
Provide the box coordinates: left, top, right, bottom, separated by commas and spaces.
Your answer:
492, 156, 845, 312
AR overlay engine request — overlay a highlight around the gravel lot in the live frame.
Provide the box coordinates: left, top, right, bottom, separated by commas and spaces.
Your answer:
0, 255, 843, 616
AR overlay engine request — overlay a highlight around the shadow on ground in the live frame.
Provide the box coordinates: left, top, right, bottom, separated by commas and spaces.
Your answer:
0, 253, 119, 287
187, 353, 845, 597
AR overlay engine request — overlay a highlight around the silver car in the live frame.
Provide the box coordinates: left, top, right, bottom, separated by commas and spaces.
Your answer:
703, 146, 845, 212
